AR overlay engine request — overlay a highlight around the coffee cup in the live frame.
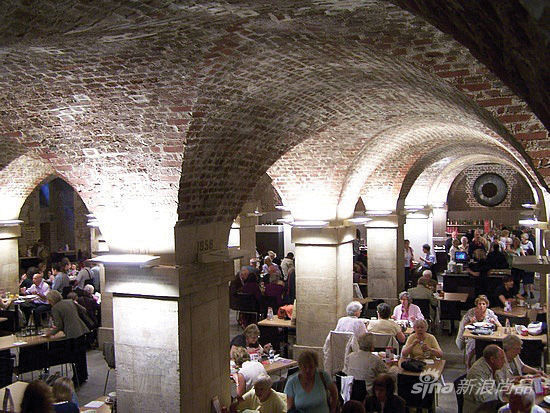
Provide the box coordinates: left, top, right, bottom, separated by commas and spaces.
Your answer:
519, 299, 525, 306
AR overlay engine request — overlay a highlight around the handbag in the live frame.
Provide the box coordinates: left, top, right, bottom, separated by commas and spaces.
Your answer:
319, 370, 338, 413
401, 359, 426, 373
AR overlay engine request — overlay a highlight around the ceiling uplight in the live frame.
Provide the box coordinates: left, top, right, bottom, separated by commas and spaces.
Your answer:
518, 219, 543, 227
276, 218, 294, 224
290, 220, 329, 228
90, 254, 160, 264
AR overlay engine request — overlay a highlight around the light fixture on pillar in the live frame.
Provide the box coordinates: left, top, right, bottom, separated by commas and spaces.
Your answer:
365, 210, 392, 216
246, 209, 264, 217
404, 205, 425, 212
344, 216, 372, 225
521, 203, 538, 210
276, 218, 294, 224
275, 205, 291, 211
289, 220, 329, 228
91, 254, 160, 265
0, 219, 23, 227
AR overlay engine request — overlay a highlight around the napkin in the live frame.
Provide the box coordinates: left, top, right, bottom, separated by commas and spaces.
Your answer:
84, 401, 104, 408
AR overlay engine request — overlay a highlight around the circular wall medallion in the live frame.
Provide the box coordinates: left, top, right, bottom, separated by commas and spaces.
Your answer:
473, 173, 508, 206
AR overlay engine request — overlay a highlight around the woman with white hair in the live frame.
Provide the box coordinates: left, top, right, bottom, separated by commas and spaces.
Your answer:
334, 301, 367, 338
401, 319, 442, 359
392, 292, 424, 322
498, 385, 545, 413
230, 374, 287, 413
500, 335, 546, 381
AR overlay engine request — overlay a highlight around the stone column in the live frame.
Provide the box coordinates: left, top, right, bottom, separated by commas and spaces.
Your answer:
292, 225, 354, 360
366, 214, 405, 299
0, 221, 22, 292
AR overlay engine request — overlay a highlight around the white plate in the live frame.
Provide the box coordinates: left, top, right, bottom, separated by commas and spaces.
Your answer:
465, 325, 475, 330
544, 395, 550, 404
21, 294, 37, 299
473, 322, 491, 328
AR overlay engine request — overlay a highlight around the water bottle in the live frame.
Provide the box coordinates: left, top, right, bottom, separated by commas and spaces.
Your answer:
269, 349, 275, 364
505, 318, 510, 334
267, 307, 273, 320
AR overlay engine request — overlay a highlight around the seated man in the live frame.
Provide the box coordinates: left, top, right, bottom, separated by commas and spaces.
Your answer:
418, 244, 436, 270
407, 278, 437, 309
499, 335, 546, 380
19, 272, 51, 327
463, 344, 506, 412
344, 334, 395, 396
494, 276, 523, 307
366, 303, 405, 344
230, 374, 286, 413
498, 385, 545, 413
230, 323, 271, 355
334, 301, 367, 338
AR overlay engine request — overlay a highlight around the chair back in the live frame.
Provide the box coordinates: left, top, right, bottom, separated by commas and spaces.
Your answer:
350, 379, 367, 402
454, 373, 467, 413
413, 299, 431, 321
369, 332, 399, 353
103, 342, 116, 369
0, 350, 14, 388
323, 331, 357, 376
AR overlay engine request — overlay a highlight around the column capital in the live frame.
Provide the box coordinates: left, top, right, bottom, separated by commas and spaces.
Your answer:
291, 225, 355, 246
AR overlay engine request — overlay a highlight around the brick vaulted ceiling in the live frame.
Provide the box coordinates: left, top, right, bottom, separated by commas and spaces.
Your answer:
0, 1, 548, 234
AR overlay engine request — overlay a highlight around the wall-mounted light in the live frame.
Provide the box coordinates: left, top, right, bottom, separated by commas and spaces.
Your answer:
365, 210, 392, 216
521, 203, 538, 209
518, 219, 546, 228
431, 202, 446, 209
0, 219, 23, 227
290, 220, 329, 228
246, 210, 264, 217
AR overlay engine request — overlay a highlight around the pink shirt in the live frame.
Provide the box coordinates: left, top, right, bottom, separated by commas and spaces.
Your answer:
392, 303, 424, 321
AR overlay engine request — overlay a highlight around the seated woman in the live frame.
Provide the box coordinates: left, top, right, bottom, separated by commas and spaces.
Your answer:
231, 346, 267, 398
367, 303, 406, 344
363, 373, 406, 413
52, 377, 79, 413
391, 292, 424, 323
344, 334, 395, 397
20, 380, 54, 413
284, 350, 338, 413
334, 301, 367, 338
230, 323, 271, 355
456, 295, 501, 367
230, 374, 286, 413
499, 335, 547, 381
401, 319, 442, 359
467, 248, 491, 297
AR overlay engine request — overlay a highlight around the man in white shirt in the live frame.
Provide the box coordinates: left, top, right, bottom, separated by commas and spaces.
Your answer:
498, 385, 545, 413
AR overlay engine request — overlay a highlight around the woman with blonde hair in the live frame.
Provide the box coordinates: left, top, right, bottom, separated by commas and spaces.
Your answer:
231, 346, 267, 398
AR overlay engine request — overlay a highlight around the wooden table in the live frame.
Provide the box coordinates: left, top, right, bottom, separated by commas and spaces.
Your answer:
463, 326, 547, 343
396, 358, 446, 378
492, 306, 545, 322
80, 395, 111, 412
0, 332, 65, 351
0, 381, 28, 413
258, 318, 294, 328
0, 317, 7, 323
262, 357, 298, 376
437, 292, 468, 302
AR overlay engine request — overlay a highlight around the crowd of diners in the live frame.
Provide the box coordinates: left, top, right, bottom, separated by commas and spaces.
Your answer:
229, 293, 546, 412
0, 256, 102, 390
227, 225, 546, 413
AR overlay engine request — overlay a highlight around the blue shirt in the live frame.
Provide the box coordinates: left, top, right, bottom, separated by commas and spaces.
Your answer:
422, 253, 436, 268
284, 370, 330, 413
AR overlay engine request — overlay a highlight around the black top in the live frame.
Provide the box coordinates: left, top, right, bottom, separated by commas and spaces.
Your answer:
486, 251, 509, 269
494, 285, 515, 305
364, 395, 406, 413
53, 401, 79, 413
19, 279, 33, 289
229, 334, 260, 350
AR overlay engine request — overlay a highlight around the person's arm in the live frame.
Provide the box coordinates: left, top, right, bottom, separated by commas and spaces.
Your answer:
236, 372, 246, 397
328, 381, 338, 412
46, 307, 63, 336
286, 396, 295, 411
396, 330, 406, 344
401, 336, 417, 358
422, 337, 443, 358
498, 294, 507, 306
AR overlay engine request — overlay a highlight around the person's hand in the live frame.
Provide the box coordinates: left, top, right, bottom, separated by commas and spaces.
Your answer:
390, 315, 396, 320
421, 342, 430, 352
489, 318, 497, 324
410, 315, 417, 322
19, 288, 25, 294
263, 343, 272, 353
469, 316, 476, 324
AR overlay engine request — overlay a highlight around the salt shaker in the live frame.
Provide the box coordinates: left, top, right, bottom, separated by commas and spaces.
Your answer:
267, 307, 273, 320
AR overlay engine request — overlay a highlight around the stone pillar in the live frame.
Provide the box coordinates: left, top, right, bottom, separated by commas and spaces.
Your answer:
239, 202, 259, 266
0, 221, 22, 292
292, 225, 354, 359
366, 214, 405, 299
